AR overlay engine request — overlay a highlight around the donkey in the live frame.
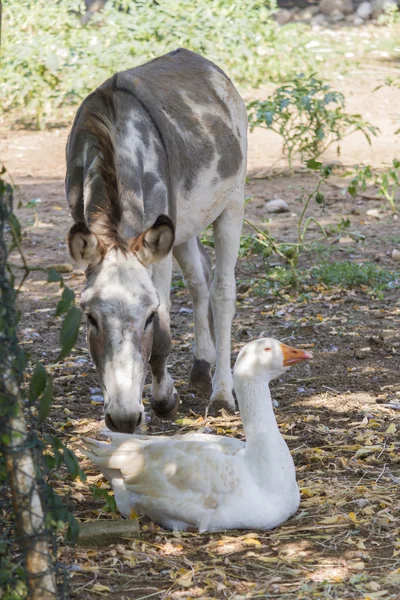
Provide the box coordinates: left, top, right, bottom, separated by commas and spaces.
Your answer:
65, 48, 247, 433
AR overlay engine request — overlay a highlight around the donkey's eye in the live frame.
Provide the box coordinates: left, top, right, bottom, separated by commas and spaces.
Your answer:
144, 311, 156, 330
87, 314, 98, 329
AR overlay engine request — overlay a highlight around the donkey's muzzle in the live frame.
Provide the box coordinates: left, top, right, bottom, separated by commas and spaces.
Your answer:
105, 409, 144, 434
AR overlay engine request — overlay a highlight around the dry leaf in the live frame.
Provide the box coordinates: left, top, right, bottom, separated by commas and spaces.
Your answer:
129, 508, 138, 520
319, 514, 341, 524
257, 556, 279, 563
347, 512, 357, 523
347, 560, 365, 571
243, 538, 262, 547
355, 446, 381, 459
90, 584, 111, 592
386, 423, 397, 434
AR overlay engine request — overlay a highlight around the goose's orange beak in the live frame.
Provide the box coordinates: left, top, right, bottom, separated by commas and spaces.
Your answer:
280, 343, 313, 366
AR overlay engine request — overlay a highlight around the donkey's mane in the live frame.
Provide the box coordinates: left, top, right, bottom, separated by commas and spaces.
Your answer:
77, 76, 130, 252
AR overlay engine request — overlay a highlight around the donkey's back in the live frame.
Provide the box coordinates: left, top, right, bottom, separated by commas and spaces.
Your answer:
66, 48, 247, 245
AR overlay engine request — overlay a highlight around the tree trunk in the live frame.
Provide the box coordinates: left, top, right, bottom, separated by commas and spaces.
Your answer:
0, 188, 57, 599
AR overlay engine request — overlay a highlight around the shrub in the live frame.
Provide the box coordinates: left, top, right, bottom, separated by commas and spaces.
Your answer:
1, 0, 317, 128
247, 73, 379, 170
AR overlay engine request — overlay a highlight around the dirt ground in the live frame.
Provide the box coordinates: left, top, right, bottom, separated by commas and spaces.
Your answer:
1, 71, 400, 599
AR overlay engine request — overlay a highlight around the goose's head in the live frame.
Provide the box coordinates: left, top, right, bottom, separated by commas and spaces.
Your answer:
234, 338, 313, 384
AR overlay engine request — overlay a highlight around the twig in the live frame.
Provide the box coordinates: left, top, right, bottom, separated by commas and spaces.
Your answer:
376, 464, 387, 483
322, 385, 341, 395
236, 266, 277, 282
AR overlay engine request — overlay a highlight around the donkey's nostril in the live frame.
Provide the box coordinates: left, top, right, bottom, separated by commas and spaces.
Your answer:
105, 413, 118, 432
105, 411, 143, 434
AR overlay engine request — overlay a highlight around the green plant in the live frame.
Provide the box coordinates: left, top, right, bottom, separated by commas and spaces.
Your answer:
240, 160, 363, 285
247, 74, 379, 171
377, 3, 400, 26
91, 486, 118, 514
310, 261, 399, 290
347, 160, 400, 213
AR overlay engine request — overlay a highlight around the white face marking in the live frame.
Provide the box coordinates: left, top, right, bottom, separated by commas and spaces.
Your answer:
81, 250, 160, 432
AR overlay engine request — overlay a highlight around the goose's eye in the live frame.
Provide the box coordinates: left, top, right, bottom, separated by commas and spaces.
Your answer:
87, 314, 98, 329
144, 311, 156, 331
264, 347, 272, 352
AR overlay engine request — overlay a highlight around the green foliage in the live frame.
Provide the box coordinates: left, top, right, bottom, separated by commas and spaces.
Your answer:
58, 306, 82, 361
247, 74, 379, 170
0, 0, 319, 128
241, 161, 363, 285
91, 486, 118, 514
347, 160, 400, 212
0, 162, 84, 598
311, 261, 399, 290
377, 3, 400, 26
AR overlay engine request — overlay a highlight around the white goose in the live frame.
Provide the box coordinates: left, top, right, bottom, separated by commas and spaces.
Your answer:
82, 338, 312, 532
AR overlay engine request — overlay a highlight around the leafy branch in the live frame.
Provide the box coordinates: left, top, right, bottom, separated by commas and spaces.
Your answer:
240, 160, 364, 285
347, 160, 400, 213
1, 161, 83, 548
247, 74, 379, 171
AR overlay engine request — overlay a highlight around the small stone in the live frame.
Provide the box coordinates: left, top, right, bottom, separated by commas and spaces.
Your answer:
90, 386, 102, 394
357, 498, 369, 508
329, 9, 345, 21
391, 249, 400, 262
319, 0, 354, 16
366, 208, 382, 218
357, 1, 373, 18
353, 14, 365, 24
275, 8, 293, 25
312, 13, 329, 25
77, 519, 140, 547
298, 7, 320, 20
339, 236, 354, 244
265, 199, 290, 213
90, 394, 104, 404
355, 347, 371, 359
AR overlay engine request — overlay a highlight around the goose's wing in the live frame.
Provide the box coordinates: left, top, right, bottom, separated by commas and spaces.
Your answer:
100, 429, 245, 455
127, 440, 242, 530
82, 435, 242, 529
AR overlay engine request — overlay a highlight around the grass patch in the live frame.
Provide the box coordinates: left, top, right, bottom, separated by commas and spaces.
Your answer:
237, 260, 399, 300
310, 261, 399, 289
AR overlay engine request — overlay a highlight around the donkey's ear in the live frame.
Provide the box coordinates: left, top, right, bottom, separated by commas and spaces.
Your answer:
67, 222, 103, 271
133, 215, 175, 265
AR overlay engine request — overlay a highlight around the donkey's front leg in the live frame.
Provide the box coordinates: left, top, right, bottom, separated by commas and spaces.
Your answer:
209, 200, 243, 413
149, 254, 180, 419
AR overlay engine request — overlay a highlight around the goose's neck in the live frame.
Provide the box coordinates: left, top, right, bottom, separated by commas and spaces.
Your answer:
235, 378, 281, 452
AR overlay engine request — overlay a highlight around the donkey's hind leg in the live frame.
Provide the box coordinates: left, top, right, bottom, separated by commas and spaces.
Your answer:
173, 237, 216, 394
209, 197, 244, 413
149, 254, 180, 419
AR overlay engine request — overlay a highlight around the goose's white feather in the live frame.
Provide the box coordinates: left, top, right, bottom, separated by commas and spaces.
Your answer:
82, 338, 312, 531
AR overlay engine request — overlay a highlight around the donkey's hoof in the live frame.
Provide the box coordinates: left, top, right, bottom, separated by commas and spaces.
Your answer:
151, 389, 180, 420
190, 359, 212, 395
208, 390, 236, 416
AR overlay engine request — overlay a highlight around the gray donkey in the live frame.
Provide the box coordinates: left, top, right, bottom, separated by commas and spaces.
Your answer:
66, 48, 247, 433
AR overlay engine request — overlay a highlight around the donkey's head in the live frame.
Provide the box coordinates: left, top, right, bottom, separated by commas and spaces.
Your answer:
68, 215, 174, 433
